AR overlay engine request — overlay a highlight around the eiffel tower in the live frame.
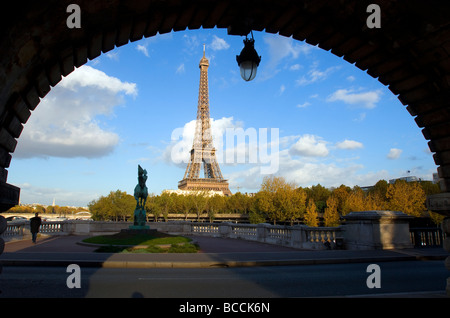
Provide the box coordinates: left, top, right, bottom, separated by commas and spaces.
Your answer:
178, 47, 231, 196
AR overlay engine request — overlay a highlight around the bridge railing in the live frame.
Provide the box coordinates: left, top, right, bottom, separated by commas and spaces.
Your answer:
409, 227, 446, 247
3, 216, 440, 250
3, 221, 64, 241
189, 222, 342, 250
3, 220, 341, 250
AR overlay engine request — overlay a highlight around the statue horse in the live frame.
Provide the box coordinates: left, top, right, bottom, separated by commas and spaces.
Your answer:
134, 165, 148, 210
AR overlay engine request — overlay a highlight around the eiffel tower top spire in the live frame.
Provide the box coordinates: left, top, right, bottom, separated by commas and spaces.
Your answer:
199, 43, 209, 67
178, 49, 231, 196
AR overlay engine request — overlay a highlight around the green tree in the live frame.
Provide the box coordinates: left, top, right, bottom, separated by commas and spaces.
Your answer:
34, 205, 46, 214
88, 190, 134, 221
260, 175, 289, 193
305, 184, 331, 213
419, 181, 441, 196
227, 192, 246, 214
257, 176, 306, 224
280, 187, 307, 225
145, 195, 158, 221
255, 190, 275, 223
89, 197, 107, 220
192, 191, 209, 221
108, 190, 135, 221
369, 180, 389, 198
206, 194, 225, 222
155, 192, 174, 222
248, 192, 266, 224
259, 176, 293, 224
181, 195, 196, 220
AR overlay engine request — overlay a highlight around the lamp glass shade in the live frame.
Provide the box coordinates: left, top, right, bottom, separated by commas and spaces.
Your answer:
239, 60, 258, 81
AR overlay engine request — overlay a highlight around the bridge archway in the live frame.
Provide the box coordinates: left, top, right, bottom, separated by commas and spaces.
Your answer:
1, 0, 450, 215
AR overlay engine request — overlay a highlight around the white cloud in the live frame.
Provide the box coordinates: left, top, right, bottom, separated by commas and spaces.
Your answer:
327, 88, 381, 109
136, 44, 149, 57
14, 65, 137, 159
260, 34, 311, 79
289, 64, 302, 71
136, 33, 173, 57
264, 35, 310, 62
17, 182, 99, 207
289, 134, 329, 157
182, 34, 200, 55
58, 65, 137, 97
387, 148, 402, 159
105, 51, 119, 61
353, 112, 367, 122
163, 117, 238, 167
210, 35, 230, 51
296, 102, 311, 109
296, 64, 339, 86
176, 63, 185, 74
336, 139, 364, 150
163, 118, 282, 175
279, 84, 286, 95
161, 119, 392, 193
227, 146, 391, 193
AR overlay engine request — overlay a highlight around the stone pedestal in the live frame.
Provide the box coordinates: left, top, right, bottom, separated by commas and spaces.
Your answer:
342, 210, 413, 250
131, 208, 149, 230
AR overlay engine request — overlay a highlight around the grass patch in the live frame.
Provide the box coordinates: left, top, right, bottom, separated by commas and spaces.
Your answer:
83, 231, 199, 253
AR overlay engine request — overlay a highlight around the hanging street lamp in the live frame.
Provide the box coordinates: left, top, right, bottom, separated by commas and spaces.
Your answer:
236, 32, 261, 82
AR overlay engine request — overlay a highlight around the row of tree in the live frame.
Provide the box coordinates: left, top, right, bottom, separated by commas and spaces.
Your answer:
88, 189, 254, 222
5, 204, 88, 216
87, 176, 445, 226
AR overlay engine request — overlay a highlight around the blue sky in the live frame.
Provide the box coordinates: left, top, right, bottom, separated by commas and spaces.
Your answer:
8, 28, 437, 207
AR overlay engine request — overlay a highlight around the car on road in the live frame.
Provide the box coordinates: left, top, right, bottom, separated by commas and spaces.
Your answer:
5, 216, 27, 222
45, 216, 68, 222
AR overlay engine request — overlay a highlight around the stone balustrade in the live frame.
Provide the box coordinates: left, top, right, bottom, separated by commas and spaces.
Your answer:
2, 211, 432, 251
2, 219, 341, 250
3, 220, 64, 241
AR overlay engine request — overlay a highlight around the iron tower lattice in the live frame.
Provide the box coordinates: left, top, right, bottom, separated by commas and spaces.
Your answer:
178, 47, 231, 196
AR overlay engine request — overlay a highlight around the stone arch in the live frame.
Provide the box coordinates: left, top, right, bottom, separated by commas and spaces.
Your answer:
1, 0, 450, 213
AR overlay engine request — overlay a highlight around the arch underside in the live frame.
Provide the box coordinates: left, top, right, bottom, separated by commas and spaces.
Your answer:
0, 0, 450, 214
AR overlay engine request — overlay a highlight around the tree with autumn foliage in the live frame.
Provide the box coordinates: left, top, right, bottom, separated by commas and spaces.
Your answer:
324, 195, 340, 227
258, 176, 291, 224
275, 187, 307, 225
304, 198, 319, 227
341, 186, 366, 215
331, 185, 351, 215
386, 179, 426, 217
255, 176, 306, 225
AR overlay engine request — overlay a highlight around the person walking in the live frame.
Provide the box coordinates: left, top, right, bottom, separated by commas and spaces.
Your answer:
30, 213, 42, 243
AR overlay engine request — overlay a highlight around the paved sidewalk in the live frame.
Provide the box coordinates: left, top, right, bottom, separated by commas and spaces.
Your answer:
0, 234, 447, 269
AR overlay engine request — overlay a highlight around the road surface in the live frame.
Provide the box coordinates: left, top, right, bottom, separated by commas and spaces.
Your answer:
0, 260, 447, 298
